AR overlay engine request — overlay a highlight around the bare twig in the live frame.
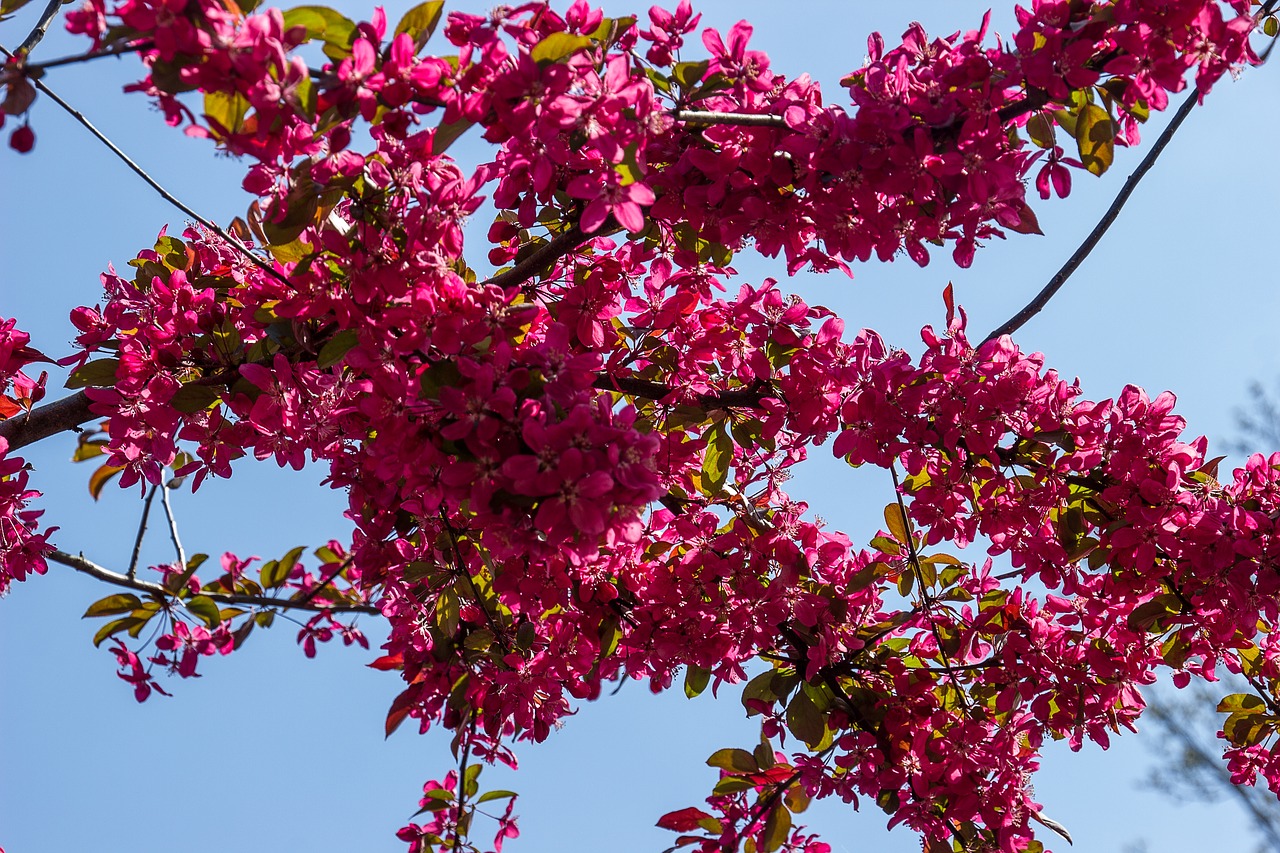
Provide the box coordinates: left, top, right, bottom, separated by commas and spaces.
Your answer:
26, 40, 154, 72
0, 390, 94, 451
47, 549, 381, 615
159, 484, 185, 568
16, 0, 64, 56
127, 484, 158, 580
982, 87, 1201, 344
0, 49, 292, 290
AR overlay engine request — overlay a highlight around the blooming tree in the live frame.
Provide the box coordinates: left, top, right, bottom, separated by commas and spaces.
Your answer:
2, 1, 1279, 852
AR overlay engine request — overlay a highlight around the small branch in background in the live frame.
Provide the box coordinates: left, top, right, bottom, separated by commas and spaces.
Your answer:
47, 550, 381, 615
16, 0, 64, 56
128, 485, 159, 581
159, 484, 185, 568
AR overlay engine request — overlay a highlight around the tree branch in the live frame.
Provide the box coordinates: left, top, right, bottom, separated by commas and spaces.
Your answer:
0, 51, 293, 291
26, 40, 154, 72
16, 0, 64, 57
982, 86, 1201, 345
482, 225, 587, 289
47, 549, 381, 615
671, 109, 788, 128
0, 390, 94, 452
592, 375, 774, 408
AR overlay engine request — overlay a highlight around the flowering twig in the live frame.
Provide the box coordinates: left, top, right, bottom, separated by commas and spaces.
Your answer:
47, 549, 381, 615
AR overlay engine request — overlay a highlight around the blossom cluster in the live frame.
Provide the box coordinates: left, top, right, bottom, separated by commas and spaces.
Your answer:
0, 1, 1276, 852
0, 318, 52, 594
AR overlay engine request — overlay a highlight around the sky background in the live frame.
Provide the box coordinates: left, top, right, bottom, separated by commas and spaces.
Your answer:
2, 1, 1279, 852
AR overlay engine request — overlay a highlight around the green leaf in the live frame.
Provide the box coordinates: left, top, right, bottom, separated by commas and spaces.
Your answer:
72, 440, 108, 463
0, 0, 36, 17
712, 776, 755, 795
701, 422, 732, 494
1075, 101, 1115, 177
430, 118, 475, 156
66, 358, 120, 389
883, 502, 909, 544
673, 60, 710, 90
706, 748, 758, 774
185, 595, 222, 627
760, 804, 792, 853
170, 383, 221, 413
476, 790, 517, 804
1025, 112, 1055, 149
684, 664, 711, 699
317, 329, 360, 369
203, 90, 251, 141
282, 6, 356, 59
83, 593, 143, 618
92, 616, 145, 647
394, 1, 445, 51
785, 689, 826, 749
530, 32, 594, 64
1218, 693, 1267, 714
436, 588, 460, 636
1265, 14, 1279, 38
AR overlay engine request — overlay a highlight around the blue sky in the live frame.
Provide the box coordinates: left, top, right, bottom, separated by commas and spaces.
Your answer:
2, 2, 1278, 851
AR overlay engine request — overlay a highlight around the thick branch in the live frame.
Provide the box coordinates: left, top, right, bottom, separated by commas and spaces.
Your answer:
671, 109, 789, 128
0, 390, 94, 451
482, 225, 587, 289
47, 549, 381, 615
982, 86, 1200, 344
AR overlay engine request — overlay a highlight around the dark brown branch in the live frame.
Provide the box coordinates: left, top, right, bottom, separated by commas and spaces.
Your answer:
482, 225, 587, 289
0, 390, 94, 451
982, 86, 1201, 345
671, 109, 788, 128
47, 549, 381, 615
592, 375, 774, 408
16, 0, 64, 56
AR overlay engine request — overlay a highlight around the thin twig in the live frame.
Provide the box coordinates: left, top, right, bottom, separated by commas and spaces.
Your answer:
0, 48, 293, 290
159, 484, 185, 568
26, 40, 154, 72
593, 375, 774, 409
982, 87, 1201, 344
128, 485, 159, 581
47, 549, 381, 614
16, 0, 64, 56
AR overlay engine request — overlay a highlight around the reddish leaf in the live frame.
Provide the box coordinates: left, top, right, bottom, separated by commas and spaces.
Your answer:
657, 807, 714, 832
385, 688, 416, 738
